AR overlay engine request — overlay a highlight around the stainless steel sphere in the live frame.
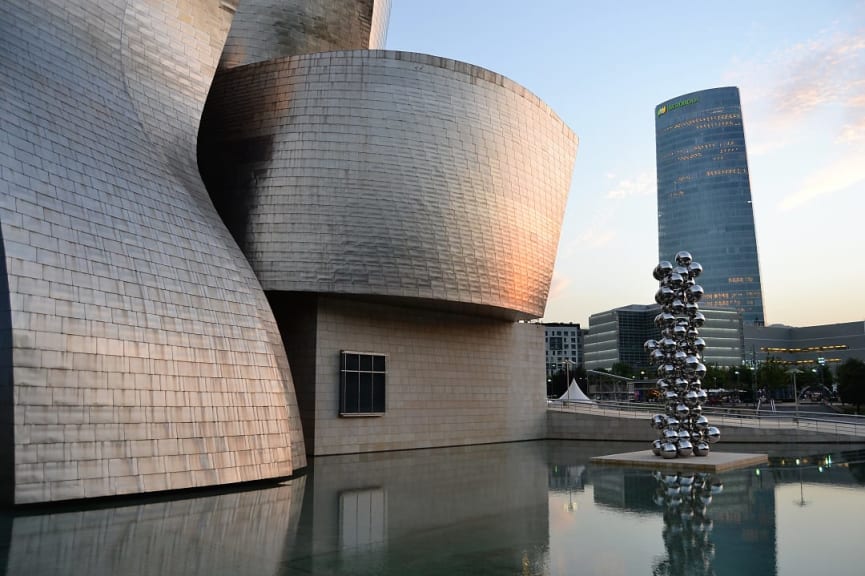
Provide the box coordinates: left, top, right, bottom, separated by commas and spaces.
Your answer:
692, 311, 706, 327
675, 251, 692, 266
683, 355, 700, 374
684, 390, 700, 407
676, 440, 693, 457
686, 284, 704, 303
694, 415, 709, 430
688, 261, 702, 278
655, 286, 675, 304
663, 428, 679, 441
693, 441, 710, 456
706, 426, 721, 444
676, 403, 690, 418
654, 260, 673, 280
661, 442, 678, 459
652, 439, 663, 456
668, 272, 684, 289
651, 414, 667, 430
694, 362, 707, 379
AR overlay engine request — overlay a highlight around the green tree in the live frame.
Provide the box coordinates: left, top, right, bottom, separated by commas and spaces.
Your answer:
610, 361, 633, 378
757, 359, 788, 397
837, 358, 865, 413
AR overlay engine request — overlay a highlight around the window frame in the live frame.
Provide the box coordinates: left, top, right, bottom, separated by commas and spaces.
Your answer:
339, 350, 387, 417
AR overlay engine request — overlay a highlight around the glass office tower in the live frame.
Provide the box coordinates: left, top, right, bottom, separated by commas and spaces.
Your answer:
655, 87, 765, 325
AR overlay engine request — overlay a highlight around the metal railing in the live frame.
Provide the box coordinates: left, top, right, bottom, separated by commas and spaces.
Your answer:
546, 399, 865, 438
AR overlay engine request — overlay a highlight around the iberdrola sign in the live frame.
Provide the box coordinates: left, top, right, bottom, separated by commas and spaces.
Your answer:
657, 97, 699, 116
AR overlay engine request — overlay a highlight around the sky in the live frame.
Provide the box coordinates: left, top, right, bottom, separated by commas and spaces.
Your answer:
385, 0, 865, 328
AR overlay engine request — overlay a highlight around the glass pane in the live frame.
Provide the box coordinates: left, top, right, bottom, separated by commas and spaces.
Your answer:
359, 373, 373, 412
372, 373, 385, 412
373, 355, 385, 372
344, 372, 359, 413
345, 353, 359, 371
360, 354, 373, 371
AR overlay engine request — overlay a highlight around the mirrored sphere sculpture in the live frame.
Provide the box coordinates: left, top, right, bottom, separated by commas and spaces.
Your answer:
646, 251, 721, 457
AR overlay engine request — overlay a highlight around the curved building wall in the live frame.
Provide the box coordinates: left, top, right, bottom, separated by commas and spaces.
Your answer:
200, 51, 577, 319
219, 0, 391, 69
0, 0, 305, 504
655, 87, 765, 324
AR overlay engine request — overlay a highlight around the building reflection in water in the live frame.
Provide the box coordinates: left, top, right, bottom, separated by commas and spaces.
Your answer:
0, 443, 862, 575
0, 441, 551, 576
589, 460, 777, 576
1, 477, 306, 576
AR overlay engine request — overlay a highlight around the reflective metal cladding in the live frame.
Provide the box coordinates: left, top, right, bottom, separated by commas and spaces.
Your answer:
1, 0, 575, 504
200, 51, 577, 319
655, 87, 766, 325
219, 0, 392, 68
0, 0, 305, 504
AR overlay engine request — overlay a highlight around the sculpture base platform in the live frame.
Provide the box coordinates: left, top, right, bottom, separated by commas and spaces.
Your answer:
591, 450, 768, 472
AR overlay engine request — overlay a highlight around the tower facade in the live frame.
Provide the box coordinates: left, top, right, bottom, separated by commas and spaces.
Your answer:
655, 87, 765, 325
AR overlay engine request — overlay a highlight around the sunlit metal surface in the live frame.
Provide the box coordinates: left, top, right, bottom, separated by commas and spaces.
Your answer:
200, 50, 577, 319
219, 0, 392, 68
0, 0, 306, 504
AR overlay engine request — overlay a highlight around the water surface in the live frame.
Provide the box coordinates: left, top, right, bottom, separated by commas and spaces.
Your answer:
2, 440, 863, 575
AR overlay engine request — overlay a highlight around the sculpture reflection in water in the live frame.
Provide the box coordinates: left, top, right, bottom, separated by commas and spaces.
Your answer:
652, 471, 723, 576
645, 251, 720, 458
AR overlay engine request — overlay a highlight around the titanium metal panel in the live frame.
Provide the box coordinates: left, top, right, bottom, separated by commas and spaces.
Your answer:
0, 0, 306, 504
219, 0, 392, 68
200, 51, 578, 320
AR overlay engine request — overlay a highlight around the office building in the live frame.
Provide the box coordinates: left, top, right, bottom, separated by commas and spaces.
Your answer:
584, 304, 744, 372
744, 321, 865, 371
655, 87, 765, 325
543, 323, 584, 376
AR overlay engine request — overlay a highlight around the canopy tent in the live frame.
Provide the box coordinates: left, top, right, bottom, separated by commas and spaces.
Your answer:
557, 379, 595, 404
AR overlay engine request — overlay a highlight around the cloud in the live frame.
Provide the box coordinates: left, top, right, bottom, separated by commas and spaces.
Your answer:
838, 115, 865, 143
779, 151, 865, 210
604, 170, 655, 200
730, 28, 865, 141
771, 32, 865, 116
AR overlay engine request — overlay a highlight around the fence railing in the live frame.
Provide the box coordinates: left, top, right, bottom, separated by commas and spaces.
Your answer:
546, 399, 865, 438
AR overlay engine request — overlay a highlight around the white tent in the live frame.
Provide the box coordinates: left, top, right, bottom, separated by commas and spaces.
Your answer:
557, 379, 595, 404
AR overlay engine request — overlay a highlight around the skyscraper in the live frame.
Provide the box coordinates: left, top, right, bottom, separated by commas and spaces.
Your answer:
655, 87, 765, 325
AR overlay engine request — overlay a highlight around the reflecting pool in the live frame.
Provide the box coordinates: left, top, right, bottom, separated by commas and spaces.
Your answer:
1, 440, 863, 575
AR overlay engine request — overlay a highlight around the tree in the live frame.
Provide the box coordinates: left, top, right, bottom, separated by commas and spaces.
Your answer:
837, 358, 865, 413
610, 361, 633, 378
756, 358, 788, 398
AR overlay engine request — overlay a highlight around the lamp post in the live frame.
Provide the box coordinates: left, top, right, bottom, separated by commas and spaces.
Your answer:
787, 367, 802, 420
561, 359, 572, 403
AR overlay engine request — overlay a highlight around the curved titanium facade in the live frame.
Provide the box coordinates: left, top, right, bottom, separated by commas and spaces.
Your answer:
655, 87, 765, 324
0, 0, 305, 504
200, 51, 577, 320
219, 0, 391, 69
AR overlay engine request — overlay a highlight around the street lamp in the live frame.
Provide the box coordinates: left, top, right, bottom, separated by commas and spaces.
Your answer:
787, 367, 803, 420
562, 359, 574, 402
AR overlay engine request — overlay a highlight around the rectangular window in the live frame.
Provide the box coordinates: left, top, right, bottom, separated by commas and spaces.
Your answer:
340, 351, 386, 416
